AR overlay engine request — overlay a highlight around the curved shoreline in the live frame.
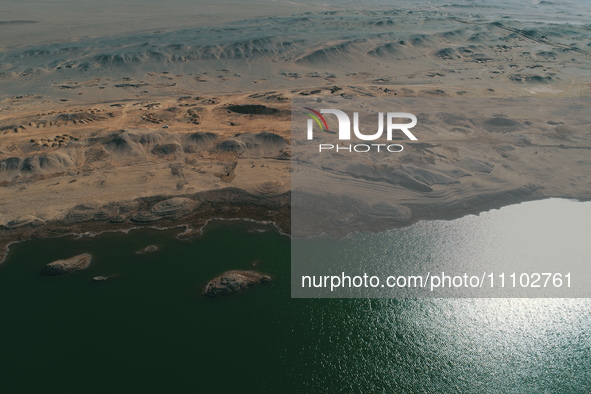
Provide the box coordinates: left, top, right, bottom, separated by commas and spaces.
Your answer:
1, 185, 588, 264
0, 187, 290, 264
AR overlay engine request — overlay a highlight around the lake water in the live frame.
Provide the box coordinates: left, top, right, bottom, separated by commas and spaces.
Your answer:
1, 201, 590, 392
293, 198, 591, 298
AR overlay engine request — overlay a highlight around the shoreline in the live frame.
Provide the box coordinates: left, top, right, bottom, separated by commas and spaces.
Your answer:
0, 187, 290, 264
0, 217, 289, 266
2, 186, 588, 264
291, 182, 590, 238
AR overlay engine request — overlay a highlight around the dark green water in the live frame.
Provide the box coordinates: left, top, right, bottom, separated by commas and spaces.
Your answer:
1, 215, 591, 393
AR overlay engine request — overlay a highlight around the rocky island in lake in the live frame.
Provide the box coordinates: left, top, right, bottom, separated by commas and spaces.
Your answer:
40, 253, 92, 275
203, 270, 271, 297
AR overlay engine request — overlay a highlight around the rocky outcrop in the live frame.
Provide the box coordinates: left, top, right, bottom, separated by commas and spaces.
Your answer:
203, 270, 271, 297
151, 197, 194, 216
3, 215, 45, 229
40, 253, 92, 275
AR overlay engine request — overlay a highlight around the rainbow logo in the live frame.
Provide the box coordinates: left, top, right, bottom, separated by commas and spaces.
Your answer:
304, 107, 329, 131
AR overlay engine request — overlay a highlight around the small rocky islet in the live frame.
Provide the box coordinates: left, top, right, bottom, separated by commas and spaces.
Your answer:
40, 253, 92, 275
135, 245, 158, 254
203, 270, 271, 297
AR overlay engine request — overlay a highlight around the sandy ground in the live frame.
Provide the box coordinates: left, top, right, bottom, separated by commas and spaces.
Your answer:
1, 0, 590, 250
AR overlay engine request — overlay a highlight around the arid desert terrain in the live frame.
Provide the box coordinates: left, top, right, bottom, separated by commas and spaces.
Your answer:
1, 0, 591, 253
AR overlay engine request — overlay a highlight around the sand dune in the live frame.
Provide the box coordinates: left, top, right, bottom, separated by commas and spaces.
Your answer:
2, 5, 591, 97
